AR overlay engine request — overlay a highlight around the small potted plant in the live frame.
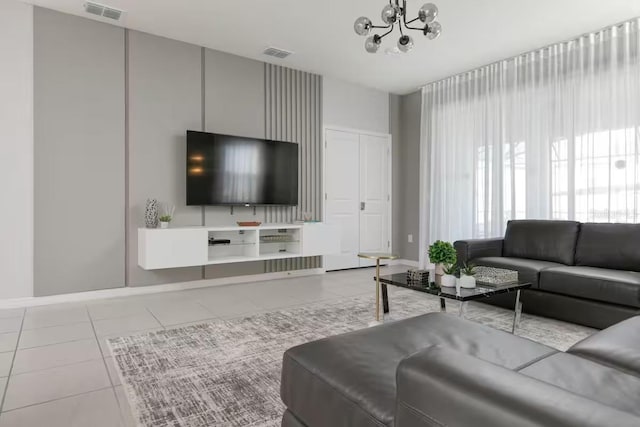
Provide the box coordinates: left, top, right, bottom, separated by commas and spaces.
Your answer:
460, 263, 477, 289
441, 263, 458, 287
428, 240, 457, 283
159, 214, 172, 228
158, 203, 175, 229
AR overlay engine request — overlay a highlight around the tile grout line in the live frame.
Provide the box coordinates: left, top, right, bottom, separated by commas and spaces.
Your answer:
8, 353, 105, 378
86, 306, 110, 366
1, 385, 115, 415
21, 319, 91, 330
192, 300, 220, 320
144, 307, 166, 330
16, 335, 94, 352
0, 308, 26, 412
86, 305, 129, 427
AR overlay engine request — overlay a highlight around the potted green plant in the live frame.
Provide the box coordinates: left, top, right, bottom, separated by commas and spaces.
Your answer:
159, 214, 172, 229
428, 240, 457, 282
441, 263, 458, 287
158, 203, 175, 229
460, 263, 477, 289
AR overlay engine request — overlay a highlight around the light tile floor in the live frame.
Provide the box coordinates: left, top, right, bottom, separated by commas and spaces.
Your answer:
0, 264, 408, 426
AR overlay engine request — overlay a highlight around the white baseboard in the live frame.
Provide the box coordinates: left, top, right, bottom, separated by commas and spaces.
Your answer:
391, 259, 419, 268
0, 268, 325, 309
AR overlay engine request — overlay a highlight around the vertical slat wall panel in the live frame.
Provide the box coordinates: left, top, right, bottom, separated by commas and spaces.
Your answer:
265, 64, 322, 272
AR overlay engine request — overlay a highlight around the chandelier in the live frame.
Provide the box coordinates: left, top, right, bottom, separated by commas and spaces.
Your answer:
353, 1, 441, 53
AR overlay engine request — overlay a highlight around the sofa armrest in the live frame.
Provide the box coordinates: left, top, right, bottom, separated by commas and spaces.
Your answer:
568, 315, 640, 375
395, 346, 640, 427
454, 238, 503, 265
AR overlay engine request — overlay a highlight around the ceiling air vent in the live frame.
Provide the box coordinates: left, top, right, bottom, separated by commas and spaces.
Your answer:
84, 2, 123, 21
263, 47, 293, 59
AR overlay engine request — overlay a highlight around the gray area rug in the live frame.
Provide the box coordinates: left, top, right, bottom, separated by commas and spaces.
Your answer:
108, 289, 595, 427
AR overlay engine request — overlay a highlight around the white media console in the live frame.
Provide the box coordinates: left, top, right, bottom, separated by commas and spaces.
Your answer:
138, 223, 340, 270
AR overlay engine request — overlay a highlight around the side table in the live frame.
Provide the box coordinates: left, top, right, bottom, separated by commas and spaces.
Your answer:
357, 252, 398, 325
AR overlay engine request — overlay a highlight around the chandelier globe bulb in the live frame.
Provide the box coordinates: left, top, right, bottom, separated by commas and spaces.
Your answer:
398, 35, 414, 53
426, 21, 442, 40
381, 4, 399, 24
418, 3, 438, 23
354, 16, 372, 36
365, 35, 381, 53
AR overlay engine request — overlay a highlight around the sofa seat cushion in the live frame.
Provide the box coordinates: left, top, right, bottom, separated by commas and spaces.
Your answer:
503, 220, 580, 265
280, 313, 555, 427
568, 316, 640, 375
575, 223, 640, 272
473, 257, 563, 288
520, 352, 640, 417
540, 266, 640, 308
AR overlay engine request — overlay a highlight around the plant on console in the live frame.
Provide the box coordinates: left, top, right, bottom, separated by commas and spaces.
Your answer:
159, 203, 175, 229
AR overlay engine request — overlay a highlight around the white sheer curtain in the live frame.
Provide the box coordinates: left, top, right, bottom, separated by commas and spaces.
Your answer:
419, 19, 640, 266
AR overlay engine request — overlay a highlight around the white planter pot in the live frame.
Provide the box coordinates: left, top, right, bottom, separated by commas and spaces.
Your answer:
159, 221, 169, 229
441, 274, 456, 287
460, 274, 476, 289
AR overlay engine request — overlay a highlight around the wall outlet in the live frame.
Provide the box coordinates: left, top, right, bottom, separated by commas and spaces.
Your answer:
408, 234, 413, 243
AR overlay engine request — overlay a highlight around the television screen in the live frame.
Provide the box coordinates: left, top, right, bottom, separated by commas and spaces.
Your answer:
186, 131, 299, 206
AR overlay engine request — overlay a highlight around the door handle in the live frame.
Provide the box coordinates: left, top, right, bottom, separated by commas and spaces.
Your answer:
360, 202, 365, 211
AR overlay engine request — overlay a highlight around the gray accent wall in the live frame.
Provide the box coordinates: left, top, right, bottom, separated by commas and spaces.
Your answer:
203, 49, 265, 139
34, 8, 125, 296
30, 7, 375, 295
126, 31, 204, 286
264, 64, 323, 272
203, 49, 267, 279
390, 90, 422, 262
0, 0, 33, 299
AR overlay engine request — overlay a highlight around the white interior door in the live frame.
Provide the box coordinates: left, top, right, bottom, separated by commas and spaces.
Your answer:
359, 134, 391, 267
324, 130, 360, 270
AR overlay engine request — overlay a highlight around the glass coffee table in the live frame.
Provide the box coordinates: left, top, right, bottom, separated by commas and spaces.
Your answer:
378, 273, 531, 333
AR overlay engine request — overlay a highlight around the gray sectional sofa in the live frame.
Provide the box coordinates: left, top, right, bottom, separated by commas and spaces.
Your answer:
280, 313, 640, 427
455, 220, 640, 329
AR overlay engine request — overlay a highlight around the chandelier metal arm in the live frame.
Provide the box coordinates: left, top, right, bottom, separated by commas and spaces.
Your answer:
377, 24, 396, 41
401, 0, 424, 31
404, 24, 427, 31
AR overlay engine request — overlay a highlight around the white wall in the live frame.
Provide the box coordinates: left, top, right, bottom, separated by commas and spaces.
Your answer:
0, 0, 34, 298
323, 76, 390, 134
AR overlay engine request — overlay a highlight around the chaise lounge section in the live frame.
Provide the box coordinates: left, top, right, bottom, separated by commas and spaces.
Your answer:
455, 220, 640, 329
280, 313, 640, 427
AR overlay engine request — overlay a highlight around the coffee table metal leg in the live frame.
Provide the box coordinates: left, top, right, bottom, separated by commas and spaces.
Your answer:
458, 301, 467, 318
512, 290, 522, 334
440, 298, 446, 312
381, 283, 389, 314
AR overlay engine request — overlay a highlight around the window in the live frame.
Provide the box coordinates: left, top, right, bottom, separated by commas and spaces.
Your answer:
551, 128, 640, 223
424, 18, 640, 248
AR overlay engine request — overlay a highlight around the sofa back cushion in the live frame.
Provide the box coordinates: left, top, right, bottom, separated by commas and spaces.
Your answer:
503, 220, 580, 265
575, 223, 640, 272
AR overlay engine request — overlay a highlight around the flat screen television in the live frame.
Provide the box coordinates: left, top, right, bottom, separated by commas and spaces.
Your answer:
186, 130, 299, 206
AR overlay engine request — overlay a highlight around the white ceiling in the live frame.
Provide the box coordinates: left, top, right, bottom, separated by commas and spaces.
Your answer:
25, 0, 640, 94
